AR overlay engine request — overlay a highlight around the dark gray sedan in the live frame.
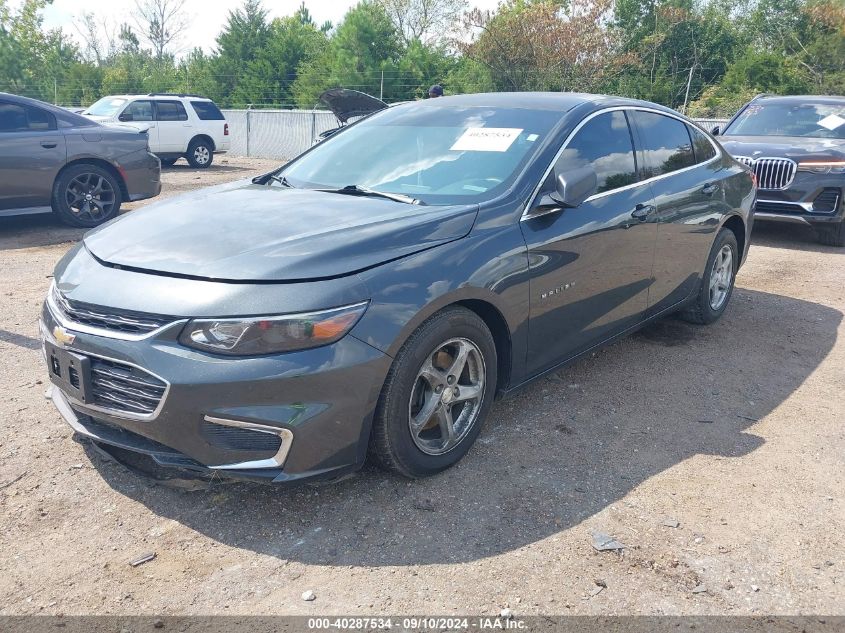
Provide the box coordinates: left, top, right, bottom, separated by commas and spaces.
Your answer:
716, 94, 845, 246
42, 93, 754, 485
0, 92, 160, 227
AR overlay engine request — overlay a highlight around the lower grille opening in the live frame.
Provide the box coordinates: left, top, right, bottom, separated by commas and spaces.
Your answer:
813, 189, 840, 213
200, 420, 283, 454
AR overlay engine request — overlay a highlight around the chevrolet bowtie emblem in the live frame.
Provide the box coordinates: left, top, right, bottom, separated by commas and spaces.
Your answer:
53, 325, 76, 347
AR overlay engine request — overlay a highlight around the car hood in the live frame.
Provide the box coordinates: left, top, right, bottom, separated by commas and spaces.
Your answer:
318, 88, 387, 123
83, 180, 477, 282
720, 135, 845, 161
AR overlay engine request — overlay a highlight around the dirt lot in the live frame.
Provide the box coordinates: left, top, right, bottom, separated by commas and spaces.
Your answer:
0, 156, 842, 616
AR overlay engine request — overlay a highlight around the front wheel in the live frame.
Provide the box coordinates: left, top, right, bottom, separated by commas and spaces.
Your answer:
186, 138, 213, 168
52, 164, 122, 228
369, 307, 497, 478
678, 227, 738, 325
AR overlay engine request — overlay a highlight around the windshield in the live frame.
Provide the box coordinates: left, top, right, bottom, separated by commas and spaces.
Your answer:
724, 102, 845, 139
84, 97, 128, 117
282, 103, 563, 205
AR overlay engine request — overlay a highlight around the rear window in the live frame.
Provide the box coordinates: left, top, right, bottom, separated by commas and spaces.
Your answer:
190, 100, 225, 120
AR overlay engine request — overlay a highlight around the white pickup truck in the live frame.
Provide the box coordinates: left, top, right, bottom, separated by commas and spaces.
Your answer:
82, 93, 230, 168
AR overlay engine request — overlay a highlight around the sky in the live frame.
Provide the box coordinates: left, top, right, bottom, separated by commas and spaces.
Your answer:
23, 0, 502, 55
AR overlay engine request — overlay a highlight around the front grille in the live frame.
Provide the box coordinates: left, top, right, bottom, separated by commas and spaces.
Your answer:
734, 156, 797, 190
200, 420, 282, 454
89, 358, 167, 416
813, 188, 840, 213
52, 286, 172, 335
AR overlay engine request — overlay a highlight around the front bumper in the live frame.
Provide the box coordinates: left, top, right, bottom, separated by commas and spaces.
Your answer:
752, 172, 843, 227
41, 299, 391, 484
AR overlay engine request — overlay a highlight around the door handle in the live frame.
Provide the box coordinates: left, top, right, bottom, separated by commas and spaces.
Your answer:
701, 182, 720, 196
40, 141, 57, 149
630, 204, 655, 220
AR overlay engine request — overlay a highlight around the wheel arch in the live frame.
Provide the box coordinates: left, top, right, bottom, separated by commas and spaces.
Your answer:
721, 214, 746, 264
454, 298, 512, 396
54, 158, 128, 202
189, 134, 216, 152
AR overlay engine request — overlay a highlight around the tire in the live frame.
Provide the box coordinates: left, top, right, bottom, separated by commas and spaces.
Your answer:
369, 307, 498, 478
159, 157, 178, 167
52, 164, 123, 228
816, 221, 845, 247
186, 138, 213, 168
678, 227, 738, 325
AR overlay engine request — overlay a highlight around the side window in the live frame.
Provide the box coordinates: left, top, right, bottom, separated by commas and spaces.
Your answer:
631, 111, 695, 177
156, 100, 188, 122
688, 124, 717, 163
122, 100, 154, 122
0, 101, 55, 132
556, 111, 637, 194
190, 101, 225, 120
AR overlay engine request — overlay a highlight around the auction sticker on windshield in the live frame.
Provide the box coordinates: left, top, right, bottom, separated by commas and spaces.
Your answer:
818, 114, 845, 131
451, 127, 523, 152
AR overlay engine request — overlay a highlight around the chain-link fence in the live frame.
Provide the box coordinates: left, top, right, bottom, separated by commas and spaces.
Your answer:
221, 109, 339, 160
221, 110, 733, 161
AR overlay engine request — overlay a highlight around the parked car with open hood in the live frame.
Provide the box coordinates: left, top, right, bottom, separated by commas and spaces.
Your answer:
82, 93, 230, 168
0, 92, 160, 227
43, 93, 753, 485
716, 94, 845, 246
313, 88, 387, 144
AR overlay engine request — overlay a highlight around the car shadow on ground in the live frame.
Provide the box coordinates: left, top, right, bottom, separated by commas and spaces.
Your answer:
162, 163, 265, 174
85, 287, 840, 567
751, 220, 841, 253
0, 214, 84, 251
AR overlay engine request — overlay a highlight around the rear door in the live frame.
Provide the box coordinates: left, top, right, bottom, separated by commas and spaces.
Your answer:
628, 111, 728, 316
521, 109, 659, 375
154, 100, 192, 153
0, 100, 67, 212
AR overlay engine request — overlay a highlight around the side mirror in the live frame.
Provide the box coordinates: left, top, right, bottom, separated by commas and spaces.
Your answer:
119, 112, 133, 122
548, 166, 598, 208
710, 125, 720, 136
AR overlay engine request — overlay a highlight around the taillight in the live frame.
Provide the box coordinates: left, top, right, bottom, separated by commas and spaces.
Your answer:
224, 123, 229, 136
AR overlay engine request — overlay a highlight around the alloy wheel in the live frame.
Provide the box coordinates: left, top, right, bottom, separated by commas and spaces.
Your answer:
65, 173, 116, 222
709, 244, 733, 310
193, 145, 210, 165
408, 337, 486, 455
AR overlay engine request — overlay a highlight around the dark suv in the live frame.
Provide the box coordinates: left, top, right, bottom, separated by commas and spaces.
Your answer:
715, 95, 845, 246
0, 92, 161, 227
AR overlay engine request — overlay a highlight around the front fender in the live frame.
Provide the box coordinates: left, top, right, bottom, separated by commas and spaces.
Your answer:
350, 223, 531, 388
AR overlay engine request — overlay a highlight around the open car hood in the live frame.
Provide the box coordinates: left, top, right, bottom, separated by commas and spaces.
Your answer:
83, 180, 477, 282
319, 88, 387, 123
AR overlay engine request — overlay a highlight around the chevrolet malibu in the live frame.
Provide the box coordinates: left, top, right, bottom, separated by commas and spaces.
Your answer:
43, 93, 754, 484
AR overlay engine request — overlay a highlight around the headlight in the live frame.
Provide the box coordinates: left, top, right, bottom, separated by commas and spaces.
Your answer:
797, 161, 845, 174
179, 302, 368, 356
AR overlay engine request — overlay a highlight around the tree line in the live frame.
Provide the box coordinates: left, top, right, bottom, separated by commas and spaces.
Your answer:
0, 0, 842, 117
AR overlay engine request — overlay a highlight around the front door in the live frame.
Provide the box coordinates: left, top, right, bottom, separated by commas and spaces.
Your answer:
118, 99, 159, 151
0, 100, 66, 212
521, 110, 658, 375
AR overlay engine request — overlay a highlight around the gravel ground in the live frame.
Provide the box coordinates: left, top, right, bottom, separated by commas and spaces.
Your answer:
0, 156, 842, 616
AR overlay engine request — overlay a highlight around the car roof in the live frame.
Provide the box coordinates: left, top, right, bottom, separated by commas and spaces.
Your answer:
98, 94, 214, 101
410, 92, 680, 115
0, 92, 96, 126
754, 94, 845, 105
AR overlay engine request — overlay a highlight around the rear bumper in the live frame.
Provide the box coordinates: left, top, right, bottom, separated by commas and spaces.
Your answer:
123, 151, 161, 202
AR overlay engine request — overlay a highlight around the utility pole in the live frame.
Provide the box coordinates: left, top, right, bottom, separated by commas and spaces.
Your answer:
682, 63, 697, 115
380, 70, 384, 101
54, 78, 58, 105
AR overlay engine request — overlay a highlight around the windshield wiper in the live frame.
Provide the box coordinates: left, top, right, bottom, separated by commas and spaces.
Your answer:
255, 173, 295, 188
320, 184, 424, 205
